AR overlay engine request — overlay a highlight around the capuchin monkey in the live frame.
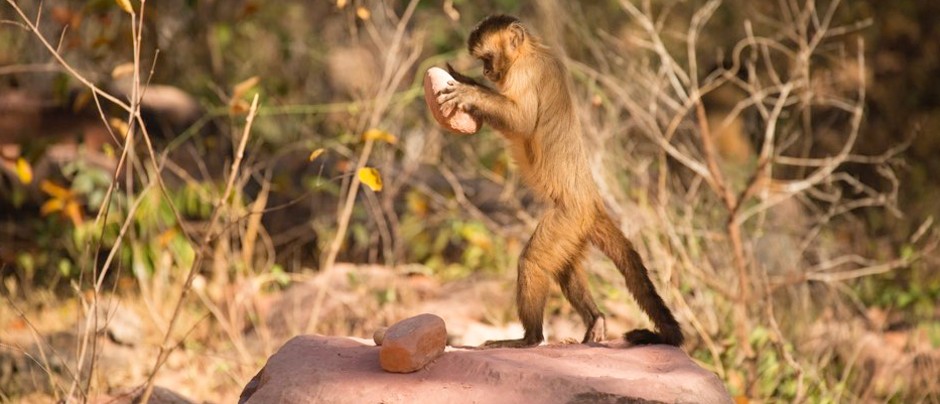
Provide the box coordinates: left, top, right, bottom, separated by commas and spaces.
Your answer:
436, 15, 683, 348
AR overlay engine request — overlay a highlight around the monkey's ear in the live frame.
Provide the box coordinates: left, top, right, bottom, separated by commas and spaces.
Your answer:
508, 22, 526, 50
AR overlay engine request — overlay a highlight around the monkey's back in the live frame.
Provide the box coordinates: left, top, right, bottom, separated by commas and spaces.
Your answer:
508, 51, 600, 210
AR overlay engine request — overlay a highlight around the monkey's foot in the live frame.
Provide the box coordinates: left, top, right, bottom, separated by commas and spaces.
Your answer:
582, 316, 607, 344
481, 337, 542, 349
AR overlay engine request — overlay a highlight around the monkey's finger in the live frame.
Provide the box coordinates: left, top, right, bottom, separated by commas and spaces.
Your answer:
436, 86, 455, 96
437, 92, 457, 105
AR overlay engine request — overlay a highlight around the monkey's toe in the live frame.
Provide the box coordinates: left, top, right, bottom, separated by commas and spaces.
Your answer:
582, 316, 607, 344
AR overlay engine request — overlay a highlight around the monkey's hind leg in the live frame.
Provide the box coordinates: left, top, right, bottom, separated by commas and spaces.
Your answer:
482, 248, 549, 348
557, 258, 607, 344
483, 210, 584, 349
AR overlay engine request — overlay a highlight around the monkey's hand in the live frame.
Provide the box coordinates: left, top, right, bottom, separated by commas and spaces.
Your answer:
436, 81, 482, 118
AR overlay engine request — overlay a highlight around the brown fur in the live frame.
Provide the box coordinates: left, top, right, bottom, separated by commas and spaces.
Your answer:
437, 15, 683, 348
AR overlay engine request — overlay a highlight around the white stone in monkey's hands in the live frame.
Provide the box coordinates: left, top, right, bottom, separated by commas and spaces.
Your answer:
424, 67, 480, 135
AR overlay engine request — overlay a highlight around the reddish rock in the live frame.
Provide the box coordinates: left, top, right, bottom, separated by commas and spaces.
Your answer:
424, 67, 481, 135
239, 335, 732, 404
379, 313, 446, 373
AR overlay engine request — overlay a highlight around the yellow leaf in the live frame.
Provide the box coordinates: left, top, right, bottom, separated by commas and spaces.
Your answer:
40, 180, 72, 199
111, 62, 135, 79
102, 143, 116, 159
115, 0, 134, 14
357, 167, 383, 192
14, 158, 32, 184
157, 228, 177, 247
356, 6, 371, 20
362, 128, 398, 144
462, 228, 491, 249
64, 200, 84, 226
406, 191, 428, 216
109, 117, 130, 138
233, 76, 260, 101
40, 199, 64, 216
336, 0, 348, 9
308, 148, 325, 162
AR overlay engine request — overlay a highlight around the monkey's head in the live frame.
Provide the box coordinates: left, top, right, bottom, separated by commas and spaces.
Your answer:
467, 15, 527, 84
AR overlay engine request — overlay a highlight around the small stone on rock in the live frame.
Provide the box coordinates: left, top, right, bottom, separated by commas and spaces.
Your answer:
373, 327, 387, 346
379, 313, 446, 373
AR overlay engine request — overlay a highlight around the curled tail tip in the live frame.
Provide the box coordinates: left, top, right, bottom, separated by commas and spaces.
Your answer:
624, 328, 684, 347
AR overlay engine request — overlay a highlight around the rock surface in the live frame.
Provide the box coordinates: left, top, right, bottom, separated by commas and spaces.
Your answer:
379, 313, 447, 373
239, 335, 732, 404
93, 385, 195, 404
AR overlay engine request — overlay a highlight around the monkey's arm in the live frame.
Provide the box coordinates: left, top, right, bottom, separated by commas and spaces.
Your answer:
436, 82, 537, 136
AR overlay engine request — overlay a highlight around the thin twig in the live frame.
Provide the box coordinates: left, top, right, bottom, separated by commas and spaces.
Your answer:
139, 93, 260, 404
4, 0, 132, 112
305, 0, 421, 335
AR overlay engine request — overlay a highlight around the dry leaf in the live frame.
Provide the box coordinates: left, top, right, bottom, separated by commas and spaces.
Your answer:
308, 148, 325, 162
406, 191, 428, 216
72, 90, 93, 112
356, 6, 371, 20
40, 179, 83, 225
111, 62, 134, 79
109, 117, 130, 138
14, 158, 32, 184
115, 0, 134, 14
229, 100, 250, 115
40, 180, 72, 200
362, 128, 397, 144
358, 167, 383, 192
157, 228, 177, 247
51, 6, 81, 28
64, 200, 84, 226
40, 198, 65, 216
233, 76, 260, 101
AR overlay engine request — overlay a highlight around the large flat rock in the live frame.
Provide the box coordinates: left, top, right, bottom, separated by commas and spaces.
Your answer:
240, 335, 731, 404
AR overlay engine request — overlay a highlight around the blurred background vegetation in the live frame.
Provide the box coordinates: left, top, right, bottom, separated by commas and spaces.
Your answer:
0, 0, 938, 402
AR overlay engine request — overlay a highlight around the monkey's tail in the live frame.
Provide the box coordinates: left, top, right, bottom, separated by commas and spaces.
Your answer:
589, 213, 684, 347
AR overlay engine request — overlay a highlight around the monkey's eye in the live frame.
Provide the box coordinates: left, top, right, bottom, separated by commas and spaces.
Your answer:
481, 56, 492, 70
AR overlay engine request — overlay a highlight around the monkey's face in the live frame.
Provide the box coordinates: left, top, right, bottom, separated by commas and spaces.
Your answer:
470, 25, 524, 85
476, 49, 503, 83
